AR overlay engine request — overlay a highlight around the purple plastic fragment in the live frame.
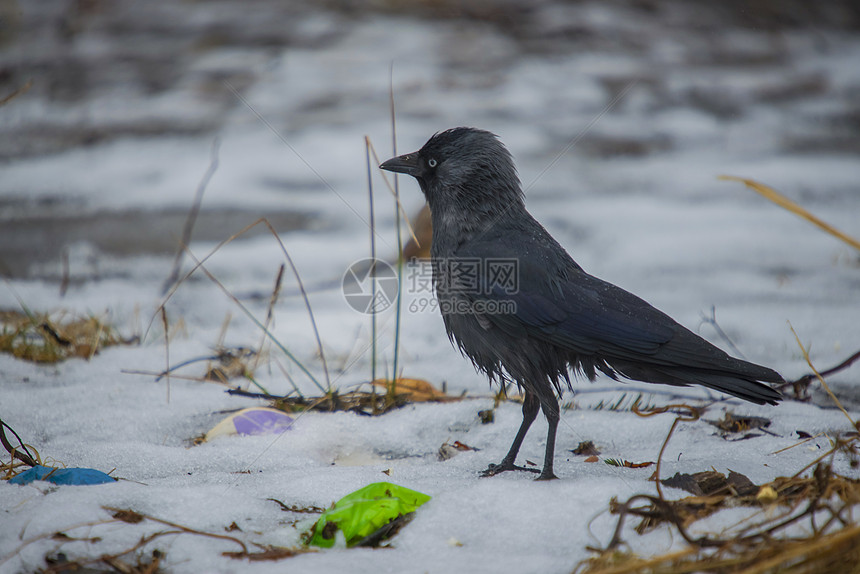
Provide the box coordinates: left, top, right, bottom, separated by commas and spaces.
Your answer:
232, 409, 293, 436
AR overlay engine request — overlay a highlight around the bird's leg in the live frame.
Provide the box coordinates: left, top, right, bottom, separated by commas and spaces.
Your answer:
480, 390, 541, 477
536, 395, 559, 480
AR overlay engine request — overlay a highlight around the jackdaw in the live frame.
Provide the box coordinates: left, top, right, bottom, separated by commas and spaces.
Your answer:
380, 127, 782, 480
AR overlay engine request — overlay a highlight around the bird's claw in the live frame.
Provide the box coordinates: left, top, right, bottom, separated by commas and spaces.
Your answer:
480, 461, 541, 478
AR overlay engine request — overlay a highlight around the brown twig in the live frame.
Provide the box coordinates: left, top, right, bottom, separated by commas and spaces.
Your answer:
596, 438, 860, 571
599, 401, 858, 563
789, 323, 857, 431
103, 507, 248, 554
781, 347, 860, 400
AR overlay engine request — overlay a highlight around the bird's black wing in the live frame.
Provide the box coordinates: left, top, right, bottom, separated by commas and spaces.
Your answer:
457, 233, 783, 404
457, 235, 674, 355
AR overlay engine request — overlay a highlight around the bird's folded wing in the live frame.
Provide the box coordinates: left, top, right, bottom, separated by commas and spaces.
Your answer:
468, 267, 778, 381
453, 236, 780, 378
450, 241, 675, 356
480, 272, 675, 356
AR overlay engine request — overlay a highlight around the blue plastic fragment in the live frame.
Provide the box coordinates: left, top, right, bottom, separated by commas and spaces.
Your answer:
8, 465, 116, 486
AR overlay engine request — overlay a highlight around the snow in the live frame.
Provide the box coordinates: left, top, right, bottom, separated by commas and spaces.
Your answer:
2, 2, 860, 573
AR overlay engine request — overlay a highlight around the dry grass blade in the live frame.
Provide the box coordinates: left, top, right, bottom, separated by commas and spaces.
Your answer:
719, 175, 860, 252
160, 307, 170, 403
224, 545, 315, 561
181, 245, 326, 393
579, 523, 860, 574
0, 417, 40, 471
0, 518, 120, 569
149, 217, 328, 393
366, 138, 421, 249
272, 390, 398, 416
631, 404, 701, 505
788, 322, 858, 431
0, 79, 32, 107
102, 507, 249, 555
274, 229, 332, 391
370, 378, 456, 402
527, 80, 639, 193
161, 137, 221, 295
783, 348, 860, 400
251, 264, 285, 374
388, 76, 405, 396
268, 379, 464, 417
0, 307, 126, 364
22, 507, 262, 572
581, 434, 860, 574
223, 80, 389, 249
699, 305, 746, 359
769, 432, 825, 456
364, 136, 379, 397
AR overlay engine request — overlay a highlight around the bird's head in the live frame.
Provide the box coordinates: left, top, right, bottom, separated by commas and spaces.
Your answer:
380, 127, 524, 222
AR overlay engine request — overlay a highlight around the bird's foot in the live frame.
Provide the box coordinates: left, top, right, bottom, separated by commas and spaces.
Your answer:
480, 460, 541, 478
535, 470, 558, 481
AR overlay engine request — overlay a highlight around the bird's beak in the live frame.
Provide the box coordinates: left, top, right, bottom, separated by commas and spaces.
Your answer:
380, 152, 421, 177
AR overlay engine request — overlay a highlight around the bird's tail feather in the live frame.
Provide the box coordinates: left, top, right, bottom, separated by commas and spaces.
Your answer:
604, 360, 783, 405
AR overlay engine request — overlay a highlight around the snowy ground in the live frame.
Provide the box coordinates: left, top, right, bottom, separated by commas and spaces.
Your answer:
2, 2, 859, 572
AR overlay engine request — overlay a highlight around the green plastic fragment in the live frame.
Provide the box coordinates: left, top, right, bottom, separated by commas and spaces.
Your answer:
308, 482, 431, 548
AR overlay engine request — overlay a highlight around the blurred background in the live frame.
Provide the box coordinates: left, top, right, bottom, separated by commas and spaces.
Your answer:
2, 0, 859, 277
1, 0, 858, 387
3, 5, 860, 569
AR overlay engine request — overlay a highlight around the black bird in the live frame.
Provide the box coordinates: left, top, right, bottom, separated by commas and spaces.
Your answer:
380, 127, 782, 480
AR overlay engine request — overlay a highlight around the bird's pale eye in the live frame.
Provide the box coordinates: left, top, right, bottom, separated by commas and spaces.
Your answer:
427, 158, 438, 168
